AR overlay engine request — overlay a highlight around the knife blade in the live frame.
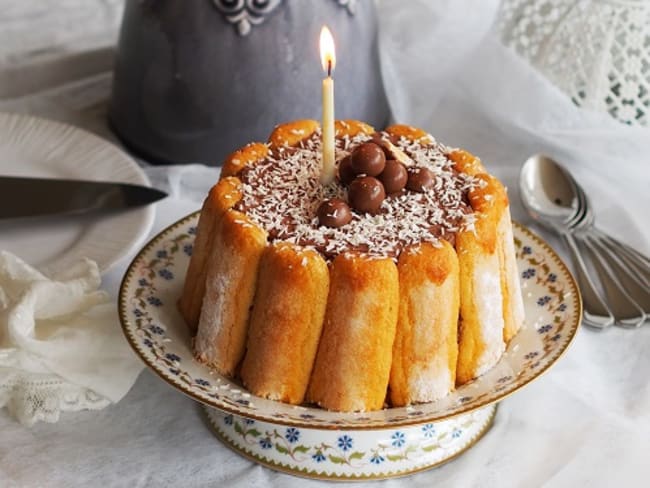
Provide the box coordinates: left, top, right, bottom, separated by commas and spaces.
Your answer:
0, 176, 168, 220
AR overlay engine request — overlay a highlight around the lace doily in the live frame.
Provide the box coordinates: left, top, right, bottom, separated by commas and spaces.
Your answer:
0, 371, 110, 426
498, 0, 650, 127
0, 251, 143, 427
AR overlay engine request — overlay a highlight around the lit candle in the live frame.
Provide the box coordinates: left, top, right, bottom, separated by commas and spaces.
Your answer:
319, 26, 336, 185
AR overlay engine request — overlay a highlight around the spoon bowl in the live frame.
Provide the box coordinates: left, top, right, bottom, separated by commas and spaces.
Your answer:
519, 154, 581, 228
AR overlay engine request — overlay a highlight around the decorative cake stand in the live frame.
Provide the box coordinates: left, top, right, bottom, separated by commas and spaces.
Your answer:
118, 213, 581, 480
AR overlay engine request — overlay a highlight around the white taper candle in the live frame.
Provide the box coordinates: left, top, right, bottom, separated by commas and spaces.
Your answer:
321, 74, 335, 184
319, 26, 336, 185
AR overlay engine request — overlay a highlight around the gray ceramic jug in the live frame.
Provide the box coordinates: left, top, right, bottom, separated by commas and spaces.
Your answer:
109, 0, 390, 165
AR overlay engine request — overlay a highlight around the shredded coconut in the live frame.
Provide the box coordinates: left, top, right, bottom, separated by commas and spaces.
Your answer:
235, 131, 482, 261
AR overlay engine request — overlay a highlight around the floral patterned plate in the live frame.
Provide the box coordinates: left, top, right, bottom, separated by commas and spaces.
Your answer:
118, 212, 581, 478
119, 212, 580, 428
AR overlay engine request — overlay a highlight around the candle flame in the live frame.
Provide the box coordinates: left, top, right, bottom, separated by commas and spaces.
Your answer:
319, 26, 336, 76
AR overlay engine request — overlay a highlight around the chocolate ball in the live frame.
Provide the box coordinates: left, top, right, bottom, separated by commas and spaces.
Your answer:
317, 198, 353, 228
348, 176, 386, 214
370, 133, 393, 158
379, 160, 408, 194
406, 167, 435, 192
337, 155, 355, 186
350, 142, 386, 177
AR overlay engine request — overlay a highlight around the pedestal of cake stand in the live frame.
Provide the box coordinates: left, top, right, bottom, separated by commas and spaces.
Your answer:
203, 403, 496, 481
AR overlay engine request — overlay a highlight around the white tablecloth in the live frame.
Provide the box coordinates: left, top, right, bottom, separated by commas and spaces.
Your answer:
1, 1, 649, 486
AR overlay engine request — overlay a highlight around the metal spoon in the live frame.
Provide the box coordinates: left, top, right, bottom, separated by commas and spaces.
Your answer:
519, 154, 614, 328
586, 235, 650, 314
567, 174, 648, 326
520, 154, 650, 327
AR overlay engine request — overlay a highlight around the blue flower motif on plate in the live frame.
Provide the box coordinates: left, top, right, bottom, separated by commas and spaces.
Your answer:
138, 278, 149, 287
156, 250, 167, 259
285, 427, 300, 443
391, 431, 405, 447
538, 324, 552, 333
522, 245, 532, 255
337, 435, 353, 451
452, 428, 462, 439
188, 226, 197, 235
147, 296, 163, 307
183, 244, 193, 256
312, 451, 326, 463
370, 453, 385, 464
149, 324, 164, 335
224, 414, 233, 425
522, 268, 536, 279
259, 437, 272, 449
537, 295, 551, 306
165, 353, 181, 362
158, 268, 174, 280
195, 378, 210, 386
422, 423, 435, 438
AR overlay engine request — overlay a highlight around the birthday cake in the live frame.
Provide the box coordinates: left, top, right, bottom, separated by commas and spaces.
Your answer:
178, 119, 524, 412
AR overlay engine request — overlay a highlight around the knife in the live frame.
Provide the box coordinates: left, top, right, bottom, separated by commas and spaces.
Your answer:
0, 176, 168, 220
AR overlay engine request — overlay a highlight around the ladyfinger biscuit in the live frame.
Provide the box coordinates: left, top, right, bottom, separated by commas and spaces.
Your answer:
470, 175, 525, 341
240, 243, 329, 404
221, 142, 269, 177
307, 254, 399, 412
448, 149, 487, 176
178, 176, 242, 332
499, 206, 525, 342
385, 124, 433, 144
268, 120, 319, 148
194, 209, 267, 377
390, 241, 460, 406
456, 174, 507, 385
335, 119, 374, 138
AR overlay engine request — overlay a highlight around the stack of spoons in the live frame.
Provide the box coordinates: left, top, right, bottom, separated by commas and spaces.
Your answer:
520, 154, 649, 328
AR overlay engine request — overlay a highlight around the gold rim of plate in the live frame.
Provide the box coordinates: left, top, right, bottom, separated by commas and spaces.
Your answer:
118, 211, 583, 430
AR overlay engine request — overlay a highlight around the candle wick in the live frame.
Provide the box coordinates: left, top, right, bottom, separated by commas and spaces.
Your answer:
327, 59, 332, 78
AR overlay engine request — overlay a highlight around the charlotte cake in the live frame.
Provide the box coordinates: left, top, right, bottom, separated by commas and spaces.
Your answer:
179, 119, 525, 412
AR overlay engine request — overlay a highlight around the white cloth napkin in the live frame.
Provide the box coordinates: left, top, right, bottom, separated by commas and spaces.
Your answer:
0, 250, 143, 426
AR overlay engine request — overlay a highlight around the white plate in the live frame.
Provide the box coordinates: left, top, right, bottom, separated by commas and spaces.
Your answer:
119, 214, 581, 429
0, 112, 155, 274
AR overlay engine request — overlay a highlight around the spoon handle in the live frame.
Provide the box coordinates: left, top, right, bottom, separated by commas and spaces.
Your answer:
595, 231, 650, 279
577, 235, 647, 327
593, 228, 650, 262
560, 231, 615, 328
588, 235, 650, 314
